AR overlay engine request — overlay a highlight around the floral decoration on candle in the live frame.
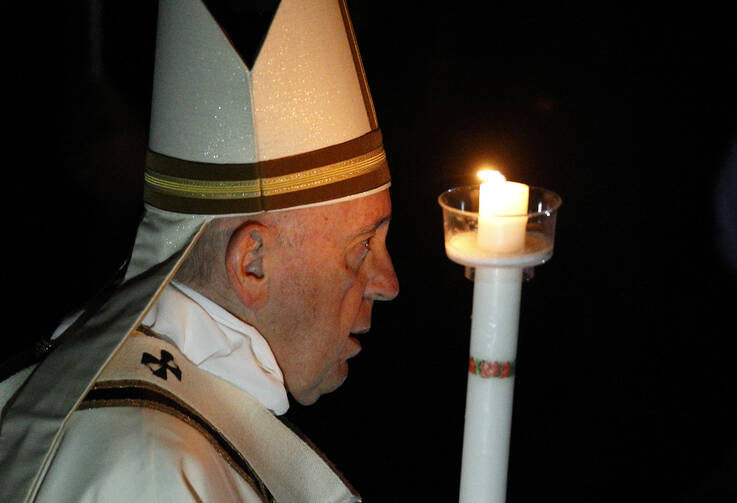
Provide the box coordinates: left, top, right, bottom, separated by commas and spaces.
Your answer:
468, 357, 516, 378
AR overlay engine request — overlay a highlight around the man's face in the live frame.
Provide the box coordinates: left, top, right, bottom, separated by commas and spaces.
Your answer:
260, 189, 399, 405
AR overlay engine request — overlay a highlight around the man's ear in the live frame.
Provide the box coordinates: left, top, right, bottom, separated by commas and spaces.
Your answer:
225, 222, 269, 310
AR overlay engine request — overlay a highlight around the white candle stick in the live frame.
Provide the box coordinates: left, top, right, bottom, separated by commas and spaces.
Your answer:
459, 266, 522, 503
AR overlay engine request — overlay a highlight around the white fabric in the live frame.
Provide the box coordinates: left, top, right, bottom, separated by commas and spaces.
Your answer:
252, 0, 371, 160
0, 364, 38, 416
28, 334, 359, 503
142, 280, 289, 415
33, 407, 266, 503
151, 0, 374, 164
150, 0, 257, 163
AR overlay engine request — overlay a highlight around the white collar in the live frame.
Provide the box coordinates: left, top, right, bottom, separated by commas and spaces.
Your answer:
142, 280, 289, 414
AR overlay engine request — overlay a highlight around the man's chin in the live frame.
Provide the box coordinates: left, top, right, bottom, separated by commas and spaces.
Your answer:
290, 362, 349, 406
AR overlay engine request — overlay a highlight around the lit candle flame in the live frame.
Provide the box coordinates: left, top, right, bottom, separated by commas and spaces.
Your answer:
477, 169, 506, 184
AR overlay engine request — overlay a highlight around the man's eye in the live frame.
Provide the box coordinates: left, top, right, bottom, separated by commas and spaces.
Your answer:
347, 237, 372, 269
357, 237, 372, 259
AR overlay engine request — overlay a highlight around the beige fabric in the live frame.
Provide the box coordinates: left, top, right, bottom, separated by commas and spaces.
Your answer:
252, 0, 372, 160
35, 333, 360, 503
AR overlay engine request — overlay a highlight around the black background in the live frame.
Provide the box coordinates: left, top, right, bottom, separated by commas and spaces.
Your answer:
8, 2, 737, 501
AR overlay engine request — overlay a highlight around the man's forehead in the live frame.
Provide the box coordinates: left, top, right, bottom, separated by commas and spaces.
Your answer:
294, 189, 392, 240
261, 189, 391, 247
328, 190, 392, 232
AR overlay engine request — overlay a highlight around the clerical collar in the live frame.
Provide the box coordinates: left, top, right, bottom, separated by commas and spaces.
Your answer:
141, 280, 289, 414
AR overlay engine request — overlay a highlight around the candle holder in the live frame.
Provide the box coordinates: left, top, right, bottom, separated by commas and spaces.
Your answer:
438, 185, 561, 503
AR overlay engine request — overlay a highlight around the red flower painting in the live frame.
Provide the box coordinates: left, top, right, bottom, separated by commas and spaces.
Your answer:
469, 357, 477, 375
469, 358, 515, 378
479, 360, 499, 378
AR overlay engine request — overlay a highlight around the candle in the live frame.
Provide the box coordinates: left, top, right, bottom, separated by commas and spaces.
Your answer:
457, 169, 529, 502
438, 178, 561, 503
477, 169, 529, 253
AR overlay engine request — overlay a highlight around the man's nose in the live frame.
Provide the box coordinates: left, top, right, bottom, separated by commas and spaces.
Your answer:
365, 247, 399, 301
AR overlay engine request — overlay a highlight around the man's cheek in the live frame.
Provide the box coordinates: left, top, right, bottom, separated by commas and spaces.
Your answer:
355, 301, 373, 329
341, 280, 367, 320
340, 276, 356, 293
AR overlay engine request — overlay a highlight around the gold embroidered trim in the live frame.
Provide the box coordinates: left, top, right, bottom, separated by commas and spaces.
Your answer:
145, 147, 386, 200
144, 172, 261, 198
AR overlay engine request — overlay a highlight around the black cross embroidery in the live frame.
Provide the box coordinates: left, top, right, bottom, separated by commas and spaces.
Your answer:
141, 350, 182, 381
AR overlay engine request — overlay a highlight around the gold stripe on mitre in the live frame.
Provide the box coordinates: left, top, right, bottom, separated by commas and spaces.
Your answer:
144, 129, 390, 214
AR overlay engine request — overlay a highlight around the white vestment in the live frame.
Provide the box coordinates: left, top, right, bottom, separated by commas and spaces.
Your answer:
34, 407, 269, 502
20, 283, 360, 503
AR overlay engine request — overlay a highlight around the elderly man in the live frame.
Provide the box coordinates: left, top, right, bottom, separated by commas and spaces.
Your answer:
0, 0, 397, 501
171, 193, 397, 407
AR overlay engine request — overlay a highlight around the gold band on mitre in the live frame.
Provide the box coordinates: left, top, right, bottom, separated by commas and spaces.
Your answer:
144, 129, 390, 214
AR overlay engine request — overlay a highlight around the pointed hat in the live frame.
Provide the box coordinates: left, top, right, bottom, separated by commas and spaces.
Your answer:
145, 0, 389, 214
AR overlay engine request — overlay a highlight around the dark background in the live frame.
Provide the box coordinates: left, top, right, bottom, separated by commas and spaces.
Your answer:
8, 2, 737, 501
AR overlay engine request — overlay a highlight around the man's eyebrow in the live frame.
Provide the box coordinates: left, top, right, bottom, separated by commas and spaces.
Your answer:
354, 215, 392, 237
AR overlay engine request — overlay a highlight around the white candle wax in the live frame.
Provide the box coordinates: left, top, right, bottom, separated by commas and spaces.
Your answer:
459, 266, 522, 503
446, 231, 553, 268
477, 171, 529, 253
